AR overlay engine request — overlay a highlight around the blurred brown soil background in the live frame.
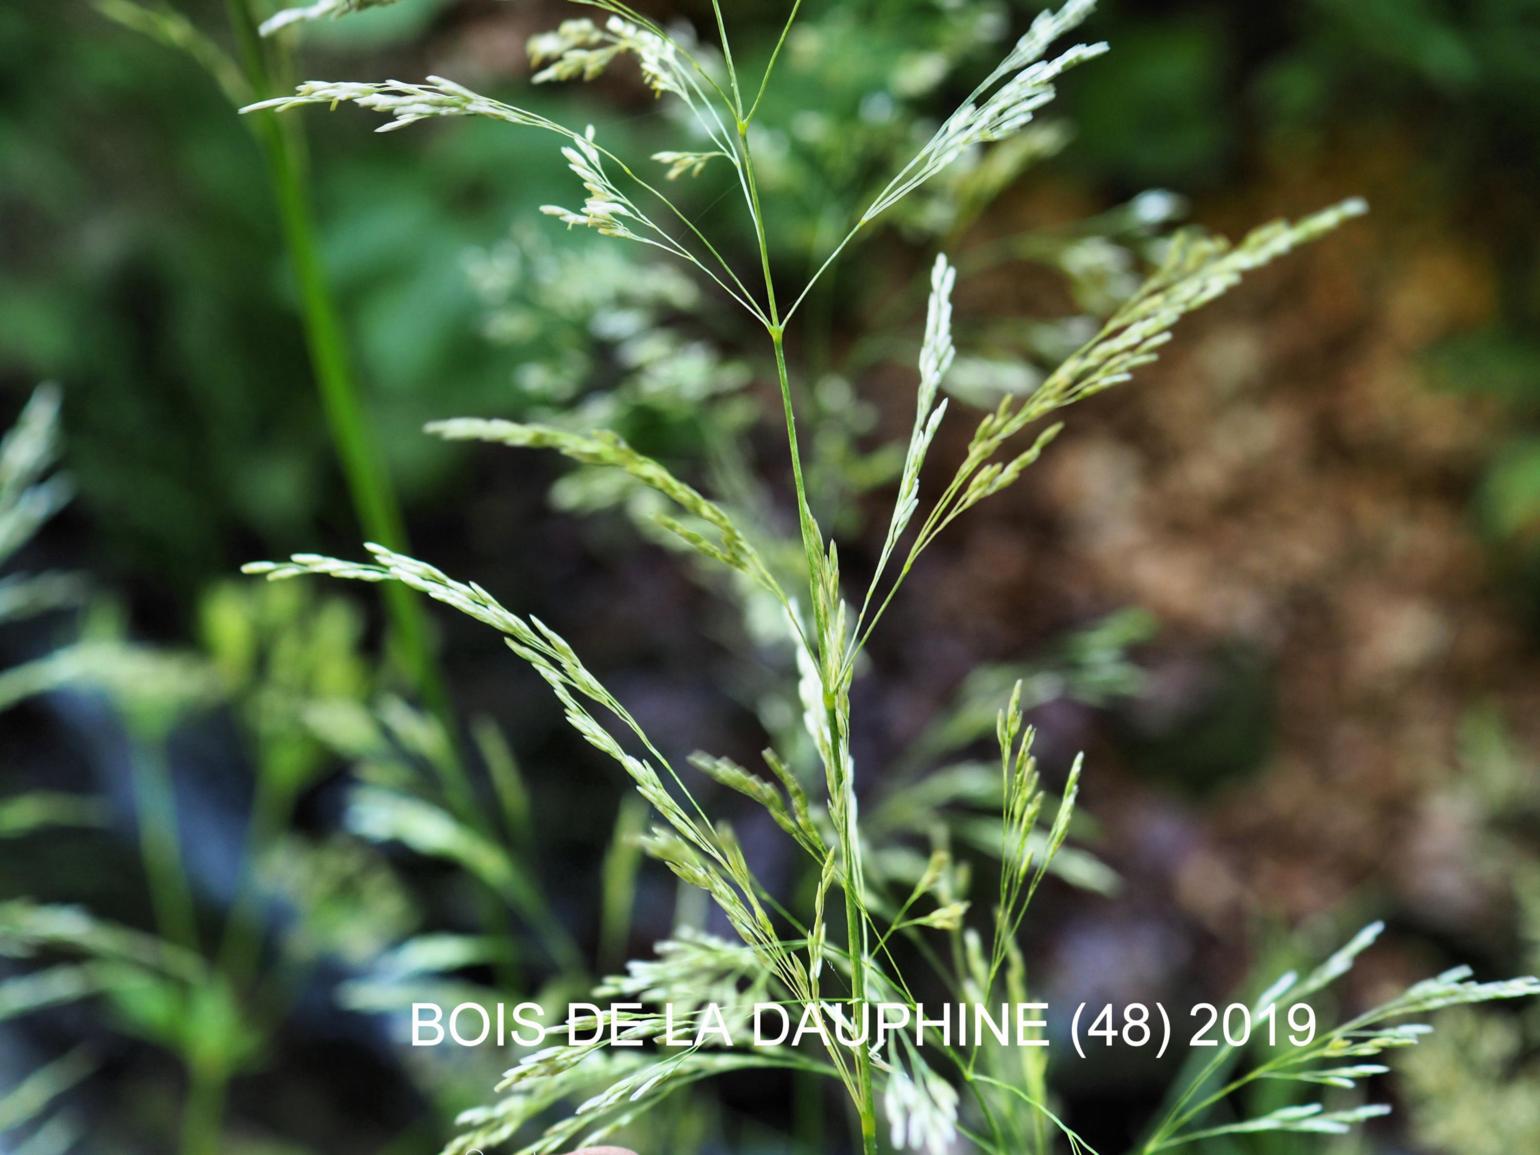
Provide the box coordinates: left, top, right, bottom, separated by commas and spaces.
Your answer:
946, 137, 1536, 936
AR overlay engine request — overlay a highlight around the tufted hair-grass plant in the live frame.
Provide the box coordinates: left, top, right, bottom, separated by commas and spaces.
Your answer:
242, 3, 1540, 1155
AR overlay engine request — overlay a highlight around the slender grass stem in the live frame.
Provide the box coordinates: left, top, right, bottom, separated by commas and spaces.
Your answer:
836, 756, 878, 1155
786, 224, 864, 323
180, 1059, 228, 1155
226, 9, 536, 984
132, 742, 199, 956
599, 795, 646, 971
733, 76, 879, 1148
224, 1, 451, 727
771, 332, 825, 606
746, 0, 803, 123
708, 0, 742, 115
602, 151, 767, 321
742, 121, 824, 604
214, 752, 296, 991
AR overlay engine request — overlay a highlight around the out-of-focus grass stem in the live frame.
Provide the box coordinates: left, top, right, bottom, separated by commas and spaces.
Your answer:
131, 742, 199, 957
599, 795, 646, 972
223, 0, 453, 735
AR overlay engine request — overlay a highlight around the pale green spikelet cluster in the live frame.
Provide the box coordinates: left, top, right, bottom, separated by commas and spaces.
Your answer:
0, 388, 216, 730
1395, 710, 1540, 1154
0, 387, 78, 634
529, 15, 696, 102
467, 226, 746, 417
258, 0, 401, 37
1138, 919, 1540, 1151
856, 3, 1108, 227
244, 76, 554, 135
1400, 1005, 1540, 1153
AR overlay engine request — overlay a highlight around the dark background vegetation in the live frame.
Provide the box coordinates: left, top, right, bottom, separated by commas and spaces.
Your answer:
3, 0, 1539, 1152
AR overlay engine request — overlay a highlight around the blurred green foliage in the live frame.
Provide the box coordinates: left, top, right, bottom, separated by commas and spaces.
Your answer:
0, 1, 574, 597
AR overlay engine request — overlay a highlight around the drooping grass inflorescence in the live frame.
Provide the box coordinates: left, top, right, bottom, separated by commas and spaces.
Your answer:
239, 3, 1538, 1154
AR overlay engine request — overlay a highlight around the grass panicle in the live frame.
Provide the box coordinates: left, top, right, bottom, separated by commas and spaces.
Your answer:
230, 3, 1537, 1154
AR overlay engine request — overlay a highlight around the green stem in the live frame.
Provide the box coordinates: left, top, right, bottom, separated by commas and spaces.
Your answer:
215, 751, 299, 992
746, 0, 803, 123
133, 742, 200, 955
739, 106, 875, 1153
228, 0, 534, 993
771, 331, 826, 604
719, 25, 879, 1145
708, 0, 742, 114
743, 119, 823, 613
224, 0, 449, 724
832, 695, 878, 1155
228, 14, 534, 974
842, 841, 879, 1155
599, 795, 646, 972
180, 1058, 228, 1155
